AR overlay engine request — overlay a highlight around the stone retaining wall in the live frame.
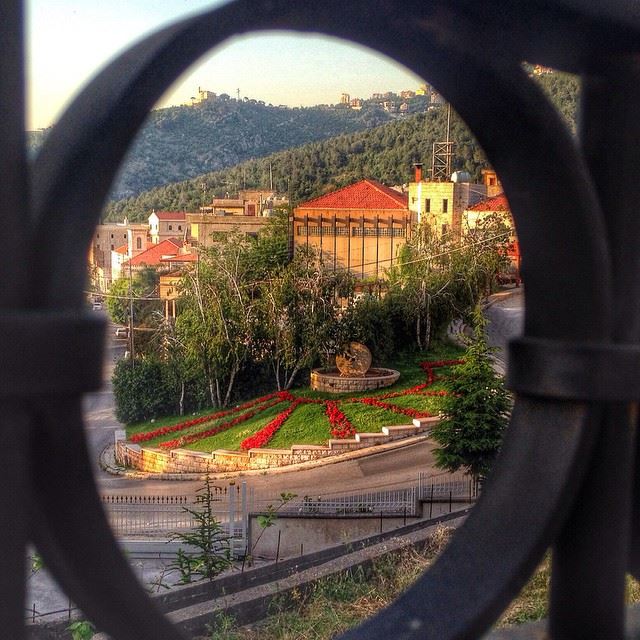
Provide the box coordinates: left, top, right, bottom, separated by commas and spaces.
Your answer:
114, 416, 439, 474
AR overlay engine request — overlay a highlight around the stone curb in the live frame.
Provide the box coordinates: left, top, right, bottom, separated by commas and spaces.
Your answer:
99, 433, 431, 482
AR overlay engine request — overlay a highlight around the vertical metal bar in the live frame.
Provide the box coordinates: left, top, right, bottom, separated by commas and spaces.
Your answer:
550, 58, 640, 639
241, 481, 247, 553
228, 483, 236, 559
0, 3, 29, 638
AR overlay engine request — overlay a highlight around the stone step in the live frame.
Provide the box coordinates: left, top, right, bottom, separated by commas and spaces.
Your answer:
328, 438, 362, 451
382, 424, 419, 438
354, 432, 392, 445
412, 416, 441, 431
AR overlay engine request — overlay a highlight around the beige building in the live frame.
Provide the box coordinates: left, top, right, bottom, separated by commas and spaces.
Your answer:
407, 164, 487, 237
89, 220, 148, 291
148, 210, 188, 244
187, 213, 270, 248
191, 189, 288, 248
199, 189, 287, 218
292, 179, 413, 280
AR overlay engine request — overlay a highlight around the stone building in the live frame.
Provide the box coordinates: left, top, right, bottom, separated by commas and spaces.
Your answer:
292, 179, 413, 280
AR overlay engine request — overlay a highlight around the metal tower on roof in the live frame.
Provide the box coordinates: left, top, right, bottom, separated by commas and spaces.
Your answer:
431, 103, 455, 181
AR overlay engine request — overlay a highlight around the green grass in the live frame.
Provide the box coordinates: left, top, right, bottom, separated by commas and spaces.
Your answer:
125, 343, 465, 452
185, 402, 288, 452
268, 402, 329, 448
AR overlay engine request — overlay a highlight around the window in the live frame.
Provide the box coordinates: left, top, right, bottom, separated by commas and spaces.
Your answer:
178, 225, 182, 231
168, 225, 173, 230
110, 233, 114, 239
425, 198, 431, 212
352, 227, 406, 237
442, 198, 448, 213
111, 244, 114, 250
136, 237, 142, 249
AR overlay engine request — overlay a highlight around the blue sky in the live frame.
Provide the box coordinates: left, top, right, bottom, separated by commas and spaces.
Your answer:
27, 0, 424, 130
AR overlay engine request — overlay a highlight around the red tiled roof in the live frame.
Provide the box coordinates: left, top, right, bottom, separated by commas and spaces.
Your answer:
152, 211, 188, 221
467, 193, 510, 212
298, 179, 408, 210
126, 238, 183, 266
114, 244, 128, 255
161, 253, 199, 263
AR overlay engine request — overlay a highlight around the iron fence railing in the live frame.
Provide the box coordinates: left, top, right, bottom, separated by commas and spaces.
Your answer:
418, 472, 479, 503
284, 488, 418, 516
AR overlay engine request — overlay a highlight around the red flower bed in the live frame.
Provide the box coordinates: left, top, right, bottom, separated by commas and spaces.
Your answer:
136, 359, 464, 451
131, 391, 285, 444
239, 398, 303, 450
157, 394, 291, 449
325, 401, 356, 439
355, 397, 433, 418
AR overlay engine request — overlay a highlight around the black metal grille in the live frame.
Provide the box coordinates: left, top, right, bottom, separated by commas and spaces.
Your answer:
3, 0, 640, 638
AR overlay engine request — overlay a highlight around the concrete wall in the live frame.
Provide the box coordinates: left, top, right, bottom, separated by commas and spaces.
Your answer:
248, 514, 423, 559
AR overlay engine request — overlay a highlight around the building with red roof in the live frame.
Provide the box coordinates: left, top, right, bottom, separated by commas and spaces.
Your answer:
293, 179, 413, 279
464, 192, 521, 282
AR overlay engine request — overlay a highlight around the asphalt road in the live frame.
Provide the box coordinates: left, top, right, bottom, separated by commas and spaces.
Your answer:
86, 290, 525, 499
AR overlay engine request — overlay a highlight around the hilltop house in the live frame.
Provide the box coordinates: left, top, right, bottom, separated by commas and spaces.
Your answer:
292, 179, 413, 280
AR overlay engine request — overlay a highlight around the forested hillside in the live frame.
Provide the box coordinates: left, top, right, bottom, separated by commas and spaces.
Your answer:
29, 96, 392, 201
104, 71, 577, 222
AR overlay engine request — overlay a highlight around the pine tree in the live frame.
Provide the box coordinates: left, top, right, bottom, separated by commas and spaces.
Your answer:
431, 308, 511, 482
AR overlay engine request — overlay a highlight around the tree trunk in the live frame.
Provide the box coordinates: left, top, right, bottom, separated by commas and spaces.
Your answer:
424, 295, 432, 351
208, 377, 216, 408
215, 378, 222, 409
285, 366, 301, 390
179, 381, 185, 416
223, 363, 239, 408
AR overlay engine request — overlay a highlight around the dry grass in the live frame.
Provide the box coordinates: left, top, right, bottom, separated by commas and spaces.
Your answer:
201, 530, 640, 640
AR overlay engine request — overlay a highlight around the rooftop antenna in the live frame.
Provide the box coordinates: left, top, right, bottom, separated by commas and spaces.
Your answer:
431, 103, 455, 181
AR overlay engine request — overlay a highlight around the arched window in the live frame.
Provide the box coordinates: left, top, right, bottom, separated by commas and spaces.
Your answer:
136, 237, 142, 250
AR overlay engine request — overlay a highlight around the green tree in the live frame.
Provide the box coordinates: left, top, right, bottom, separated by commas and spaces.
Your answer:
257, 249, 353, 389
431, 309, 511, 481
106, 266, 162, 356
176, 234, 259, 408
170, 476, 233, 582
112, 357, 177, 423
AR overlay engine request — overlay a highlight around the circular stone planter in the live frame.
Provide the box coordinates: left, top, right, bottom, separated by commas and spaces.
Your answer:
310, 367, 400, 393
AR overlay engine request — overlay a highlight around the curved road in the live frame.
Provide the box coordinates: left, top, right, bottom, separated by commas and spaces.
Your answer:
86, 289, 524, 499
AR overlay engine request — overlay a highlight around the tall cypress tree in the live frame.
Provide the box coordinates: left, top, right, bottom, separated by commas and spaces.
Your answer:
431, 307, 511, 482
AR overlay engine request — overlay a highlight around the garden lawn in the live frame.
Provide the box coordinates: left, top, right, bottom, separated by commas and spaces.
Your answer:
184, 402, 289, 452
268, 402, 329, 449
124, 344, 465, 452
